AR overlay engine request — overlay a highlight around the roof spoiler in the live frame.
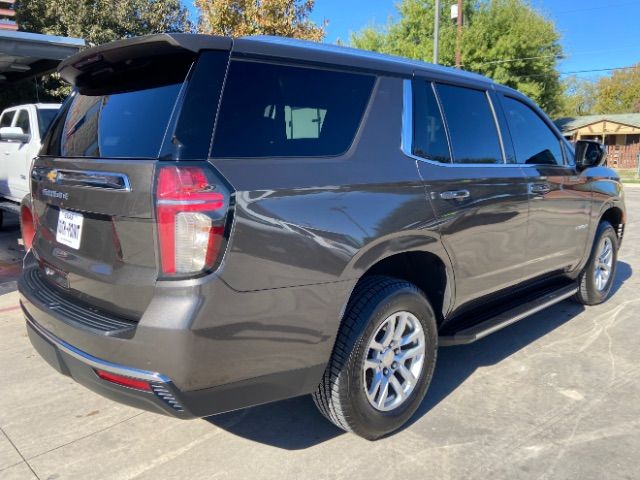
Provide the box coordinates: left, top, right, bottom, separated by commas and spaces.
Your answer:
58, 33, 232, 87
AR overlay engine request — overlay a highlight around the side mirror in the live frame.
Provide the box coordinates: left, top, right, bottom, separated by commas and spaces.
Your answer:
575, 140, 606, 171
0, 126, 30, 143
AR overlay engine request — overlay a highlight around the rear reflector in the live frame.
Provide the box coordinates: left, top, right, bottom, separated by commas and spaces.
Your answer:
20, 205, 35, 251
95, 369, 152, 391
156, 166, 227, 276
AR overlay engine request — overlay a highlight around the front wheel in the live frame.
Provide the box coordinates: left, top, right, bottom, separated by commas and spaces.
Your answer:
313, 276, 438, 440
574, 221, 619, 305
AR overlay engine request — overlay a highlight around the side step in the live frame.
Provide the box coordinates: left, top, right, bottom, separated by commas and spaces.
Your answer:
439, 283, 578, 346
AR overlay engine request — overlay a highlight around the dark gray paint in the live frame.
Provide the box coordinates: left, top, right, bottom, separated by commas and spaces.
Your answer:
20, 34, 626, 418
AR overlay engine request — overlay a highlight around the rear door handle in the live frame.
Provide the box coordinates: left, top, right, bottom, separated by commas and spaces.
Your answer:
530, 183, 551, 195
439, 189, 470, 200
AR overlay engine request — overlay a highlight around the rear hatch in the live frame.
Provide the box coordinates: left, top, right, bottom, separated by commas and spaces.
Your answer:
29, 34, 231, 320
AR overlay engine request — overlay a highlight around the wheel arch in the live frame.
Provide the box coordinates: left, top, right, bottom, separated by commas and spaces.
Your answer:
340, 239, 454, 327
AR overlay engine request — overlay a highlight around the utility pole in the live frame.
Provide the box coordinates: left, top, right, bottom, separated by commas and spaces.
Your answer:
455, 0, 463, 68
433, 0, 441, 64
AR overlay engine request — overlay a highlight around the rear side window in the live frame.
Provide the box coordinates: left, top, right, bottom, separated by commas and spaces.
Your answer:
502, 96, 563, 165
0, 111, 14, 128
413, 80, 450, 163
212, 61, 375, 158
436, 84, 503, 164
15, 110, 30, 135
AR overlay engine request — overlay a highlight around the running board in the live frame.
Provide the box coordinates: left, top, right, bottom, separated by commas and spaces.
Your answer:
439, 284, 578, 346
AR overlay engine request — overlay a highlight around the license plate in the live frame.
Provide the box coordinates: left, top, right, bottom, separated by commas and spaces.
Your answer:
56, 209, 84, 250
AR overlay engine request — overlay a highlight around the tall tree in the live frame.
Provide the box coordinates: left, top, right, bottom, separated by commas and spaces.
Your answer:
558, 76, 598, 117
352, 0, 563, 114
195, 0, 325, 41
593, 65, 640, 114
16, 0, 191, 45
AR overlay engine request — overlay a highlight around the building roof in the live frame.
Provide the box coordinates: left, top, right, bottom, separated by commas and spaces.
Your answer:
556, 113, 640, 132
0, 30, 85, 82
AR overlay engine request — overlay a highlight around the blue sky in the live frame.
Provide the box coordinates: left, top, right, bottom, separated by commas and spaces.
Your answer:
184, 0, 640, 79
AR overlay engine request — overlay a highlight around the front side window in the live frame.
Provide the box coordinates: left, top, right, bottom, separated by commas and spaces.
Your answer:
212, 61, 375, 158
15, 110, 30, 136
413, 80, 450, 163
436, 84, 503, 164
0, 111, 14, 129
502, 96, 563, 165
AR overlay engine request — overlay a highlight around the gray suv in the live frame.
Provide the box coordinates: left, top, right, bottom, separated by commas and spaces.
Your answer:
19, 34, 625, 439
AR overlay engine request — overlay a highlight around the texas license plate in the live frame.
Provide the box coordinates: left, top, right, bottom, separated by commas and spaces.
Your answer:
56, 209, 84, 250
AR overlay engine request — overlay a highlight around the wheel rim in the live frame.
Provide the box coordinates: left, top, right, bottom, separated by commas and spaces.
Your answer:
363, 311, 426, 412
594, 236, 614, 291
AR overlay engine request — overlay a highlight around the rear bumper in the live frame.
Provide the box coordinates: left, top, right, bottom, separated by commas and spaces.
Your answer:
19, 254, 341, 417
25, 311, 191, 417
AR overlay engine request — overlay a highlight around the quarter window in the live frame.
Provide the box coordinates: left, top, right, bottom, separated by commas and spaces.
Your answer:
212, 61, 375, 158
436, 84, 503, 164
502, 96, 563, 165
413, 80, 450, 163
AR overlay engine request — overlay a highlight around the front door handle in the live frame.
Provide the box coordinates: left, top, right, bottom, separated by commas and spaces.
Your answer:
440, 189, 470, 200
530, 183, 551, 195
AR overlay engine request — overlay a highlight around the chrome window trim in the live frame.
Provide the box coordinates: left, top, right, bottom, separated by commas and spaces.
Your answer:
402, 78, 525, 169
25, 313, 170, 383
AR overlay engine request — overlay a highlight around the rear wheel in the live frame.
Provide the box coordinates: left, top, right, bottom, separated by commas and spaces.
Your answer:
313, 276, 438, 439
574, 221, 618, 305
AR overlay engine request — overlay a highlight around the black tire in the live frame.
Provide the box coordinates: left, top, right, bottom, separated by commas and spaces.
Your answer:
573, 221, 618, 305
313, 275, 438, 440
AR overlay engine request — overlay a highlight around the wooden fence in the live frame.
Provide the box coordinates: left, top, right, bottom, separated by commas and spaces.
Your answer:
606, 144, 640, 169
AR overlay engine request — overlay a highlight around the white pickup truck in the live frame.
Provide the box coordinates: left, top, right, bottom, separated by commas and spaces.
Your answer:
0, 103, 60, 227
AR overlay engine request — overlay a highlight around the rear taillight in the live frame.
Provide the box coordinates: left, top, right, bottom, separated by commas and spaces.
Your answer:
20, 205, 35, 251
155, 166, 227, 277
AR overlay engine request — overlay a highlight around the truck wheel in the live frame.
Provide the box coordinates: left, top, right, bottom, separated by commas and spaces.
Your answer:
574, 221, 619, 305
313, 276, 438, 440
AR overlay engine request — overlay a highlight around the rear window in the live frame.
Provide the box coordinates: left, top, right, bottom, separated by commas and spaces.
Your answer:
36, 108, 59, 138
212, 61, 375, 158
43, 83, 182, 158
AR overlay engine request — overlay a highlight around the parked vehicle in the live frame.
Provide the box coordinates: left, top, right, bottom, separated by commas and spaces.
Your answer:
19, 34, 625, 439
0, 103, 60, 227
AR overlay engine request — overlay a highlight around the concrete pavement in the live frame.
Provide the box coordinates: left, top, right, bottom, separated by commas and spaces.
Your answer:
0, 189, 639, 479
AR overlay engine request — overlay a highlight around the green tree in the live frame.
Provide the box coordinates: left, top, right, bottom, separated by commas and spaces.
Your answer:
16, 0, 191, 45
557, 76, 597, 117
352, 0, 563, 114
195, 0, 326, 41
593, 65, 640, 114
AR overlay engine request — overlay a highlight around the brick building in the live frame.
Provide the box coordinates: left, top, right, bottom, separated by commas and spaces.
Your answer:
0, 0, 17, 31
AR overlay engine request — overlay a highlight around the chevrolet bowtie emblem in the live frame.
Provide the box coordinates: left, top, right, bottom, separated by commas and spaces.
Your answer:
47, 170, 58, 182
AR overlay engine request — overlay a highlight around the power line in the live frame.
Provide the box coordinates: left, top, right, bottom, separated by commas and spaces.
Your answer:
557, 65, 640, 76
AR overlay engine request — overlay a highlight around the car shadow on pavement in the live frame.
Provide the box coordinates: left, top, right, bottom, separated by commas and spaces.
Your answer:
205, 262, 632, 449
0, 212, 23, 295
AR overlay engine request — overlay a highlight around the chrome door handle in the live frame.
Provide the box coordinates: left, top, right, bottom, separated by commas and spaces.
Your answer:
530, 183, 551, 195
440, 189, 470, 200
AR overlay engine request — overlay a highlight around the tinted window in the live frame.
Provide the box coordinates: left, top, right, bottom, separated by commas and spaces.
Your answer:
436, 84, 503, 164
166, 50, 229, 160
36, 108, 59, 138
58, 84, 181, 158
212, 62, 375, 158
502, 96, 563, 165
15, 110, 30, 135
0, 111, 14, 128
413, 80, 450, 163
